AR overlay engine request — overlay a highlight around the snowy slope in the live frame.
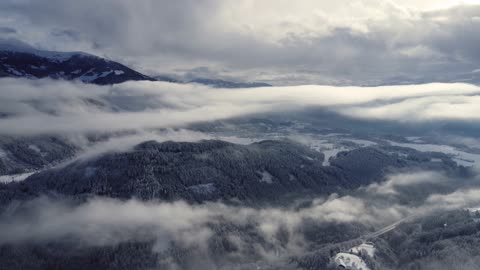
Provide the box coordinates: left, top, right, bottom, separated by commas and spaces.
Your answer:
334, 252, 370, 270
0, 39, 156, 85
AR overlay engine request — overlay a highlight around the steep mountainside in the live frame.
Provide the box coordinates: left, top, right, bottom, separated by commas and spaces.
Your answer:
0, 41, 155, 85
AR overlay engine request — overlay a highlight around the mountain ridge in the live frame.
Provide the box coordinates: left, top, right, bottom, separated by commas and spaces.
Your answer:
0, 40, 156, 85
0, 39, 271, 87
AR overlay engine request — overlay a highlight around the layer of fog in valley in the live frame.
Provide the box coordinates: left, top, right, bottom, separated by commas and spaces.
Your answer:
2, 78, 480, 269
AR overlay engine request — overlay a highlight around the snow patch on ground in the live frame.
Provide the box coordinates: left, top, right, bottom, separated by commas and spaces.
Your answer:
303, 155, 314, 161
259, 171, 273, 184
78, 69, 97, 82
322, 147, 348, 166
293, 134, 377, 166
79, 70, 115, 82
300, 140, 344, 166
6, 67, 23, 76
333, 242, 375, 270
28, 144, 41, 153
334, 252, 370, 270
99, 70, 113, 78
114, 70, 125, 75
28, 144, 47, 157
0, 172, 36, 183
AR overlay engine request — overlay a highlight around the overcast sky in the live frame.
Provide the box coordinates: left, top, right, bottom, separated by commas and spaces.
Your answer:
1, 0, 479, 85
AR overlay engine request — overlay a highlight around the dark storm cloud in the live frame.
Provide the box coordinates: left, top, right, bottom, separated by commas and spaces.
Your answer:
0, 0, 480, 84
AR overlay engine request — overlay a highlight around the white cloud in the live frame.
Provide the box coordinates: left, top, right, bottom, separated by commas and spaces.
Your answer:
1, 169, 480, 268
365, 171, 446, 195
68, 128, 258, 161
1, 171, 478, 246
339, 95, 480, 121
424, 187, 480, 211
1, 79, 480, 135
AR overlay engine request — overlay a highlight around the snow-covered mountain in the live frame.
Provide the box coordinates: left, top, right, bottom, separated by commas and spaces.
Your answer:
0, 39, 272, 87
0, 40, 155, 85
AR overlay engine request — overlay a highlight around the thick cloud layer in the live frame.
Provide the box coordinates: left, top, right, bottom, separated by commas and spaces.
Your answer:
1, 79, 480, 135
1, 1, 480, 84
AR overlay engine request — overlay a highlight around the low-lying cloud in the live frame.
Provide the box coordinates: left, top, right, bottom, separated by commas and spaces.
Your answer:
364, 171, 447, 196
1, 78, 480, 136
1, 169, 479, 268
67, 128, 259, 161
1, 170, 479, 247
